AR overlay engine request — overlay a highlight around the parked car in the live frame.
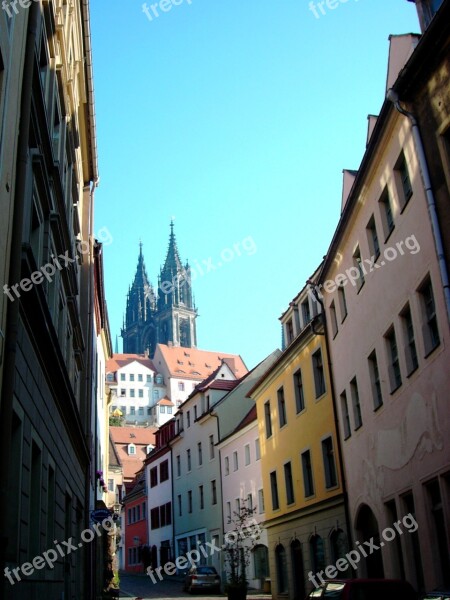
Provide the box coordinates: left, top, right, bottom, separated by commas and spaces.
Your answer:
183, 565, 221, 594
422, 592, 450, 600
306, 579, 418, 599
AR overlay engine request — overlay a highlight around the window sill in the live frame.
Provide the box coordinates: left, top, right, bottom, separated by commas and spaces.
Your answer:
384, 227, 395, 244
389, 382, 402, 395
424, 340, 440, 360
373, 402, 383, 413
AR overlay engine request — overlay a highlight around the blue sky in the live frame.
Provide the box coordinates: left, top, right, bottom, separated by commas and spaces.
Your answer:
90, 0, 419, 369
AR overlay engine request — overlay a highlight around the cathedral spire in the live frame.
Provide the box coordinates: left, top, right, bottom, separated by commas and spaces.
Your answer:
161, 221, 183, 275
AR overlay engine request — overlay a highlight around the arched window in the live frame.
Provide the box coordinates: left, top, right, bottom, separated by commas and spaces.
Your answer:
330, 529, 350, 577
275, 544, 288, 594
310, 535, 325, 574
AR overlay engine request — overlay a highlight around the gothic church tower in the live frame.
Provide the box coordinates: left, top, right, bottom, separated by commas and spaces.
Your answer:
121, 222, 197, 355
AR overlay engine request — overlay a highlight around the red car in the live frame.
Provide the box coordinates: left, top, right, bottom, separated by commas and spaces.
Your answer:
306, 579, 418, 599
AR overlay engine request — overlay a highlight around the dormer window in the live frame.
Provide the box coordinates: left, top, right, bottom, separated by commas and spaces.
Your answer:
128, 444, 136, 455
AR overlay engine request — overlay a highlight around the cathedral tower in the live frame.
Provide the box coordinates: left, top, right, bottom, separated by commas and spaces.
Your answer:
121, 223, 197, 355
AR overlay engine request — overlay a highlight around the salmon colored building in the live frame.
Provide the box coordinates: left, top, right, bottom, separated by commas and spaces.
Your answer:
317, 20, 450, 593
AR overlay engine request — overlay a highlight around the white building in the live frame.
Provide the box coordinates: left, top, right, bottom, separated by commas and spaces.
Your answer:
218, 406, 270, 590
145, 419, 176, 569
153, 343, 247, 410
106, 354, 170, 426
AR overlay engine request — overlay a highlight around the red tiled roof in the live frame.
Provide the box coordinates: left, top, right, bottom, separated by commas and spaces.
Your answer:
157, 397, 174, 406
107, 353, 156, 373
155, 344, 247, 381
110, 426, 157, 445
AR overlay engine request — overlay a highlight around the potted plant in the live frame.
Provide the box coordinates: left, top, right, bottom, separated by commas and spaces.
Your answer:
223, 500, 261, 600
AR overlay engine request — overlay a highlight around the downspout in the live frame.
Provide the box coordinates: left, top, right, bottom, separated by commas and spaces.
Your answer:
387, 89, 450, 325
0, 3, 40, 595
210, 410, 224, 578
307, 285, 355, 564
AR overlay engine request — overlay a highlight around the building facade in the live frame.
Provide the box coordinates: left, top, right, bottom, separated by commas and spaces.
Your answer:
122, 223, 197, 355
106, 354, 169, 426
250, 285, 349, 600
0, 1, 101, 598
317, 18, 450, 593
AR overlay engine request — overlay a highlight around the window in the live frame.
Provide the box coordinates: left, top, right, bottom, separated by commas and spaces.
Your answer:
340, 391, 351, 439
270, 471, 279, 510
284, 462, 295, 505
247, 493, 253, 511
211, 480, 217, 505
199, 485, 204, 509
277, 387, 287, 427
187, 449, 191, 471
233, 451, 239, 471
401, 305, 419, 375
130, 389, 135, 398
244, 444, 251, 466
301, 450, 314, 498
293, 369, 305, 413
130, 374, 135, 382
322, 437, 337, 488
150, 467, 158, 487
368, 351, 383, 410
160, 460, 169, 482
209, 434, 215, 460
188, 490, 192, 513
338, 285, 348, 322
176, 455, 181, 477
151, 507, 160, 529
160, 405, 166, 414
264, 401, 272, 438
147, 374, 152, 382
352, 246, 365, 292
379, 186, 395, 240
128, 443, 136, 455
194, 405, 198, 420
366, 215, 380, 259
138, 407, 144, 416
419, 277, 440, 355
120, 373, 125, 381
395, 152, 413, 210
255, 438, 261, 461
258, 489, 265, 514
130, 406, 135, 416
108, 478, 114, 492
350, 377, 363, 429
330, 300, 338, 338
235, 498, 241, 514
385, 327, 402, 392
178, 494, 182, 517
198, 442, 203, 466
226, 501, 231, 522
312, 349, 326, 398
186, 410, 190, 428
138, 389, 144, 398
120, 389, 126, 397
286, 318, 294, 345
301, 299, 311, 326
178, 381, 185, 391
224, 456, 229, 476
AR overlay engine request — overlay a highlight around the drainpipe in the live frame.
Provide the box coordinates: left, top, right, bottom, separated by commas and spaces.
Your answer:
0, 4, 40, 596
387, 89, 450, 325
306, 284, 355, 565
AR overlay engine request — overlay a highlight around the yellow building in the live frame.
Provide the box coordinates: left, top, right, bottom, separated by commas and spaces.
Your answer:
249, 279, 349, 599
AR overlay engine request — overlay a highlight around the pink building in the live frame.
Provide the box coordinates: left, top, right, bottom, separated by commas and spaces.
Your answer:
316, 28, 450, 593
